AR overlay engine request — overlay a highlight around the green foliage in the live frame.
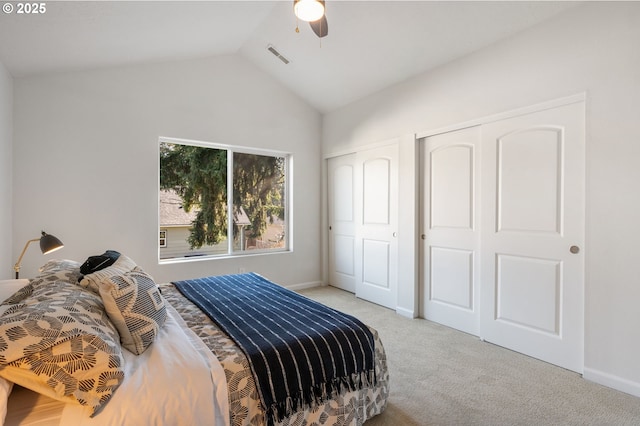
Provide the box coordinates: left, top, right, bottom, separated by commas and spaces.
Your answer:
160, 142, 285, 249
233, 152, 285, 240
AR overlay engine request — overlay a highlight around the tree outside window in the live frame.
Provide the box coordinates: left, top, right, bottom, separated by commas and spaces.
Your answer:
159, 139, 289, 260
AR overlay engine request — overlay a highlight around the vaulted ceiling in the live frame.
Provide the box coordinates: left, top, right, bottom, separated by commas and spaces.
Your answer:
0, 1, 578, 113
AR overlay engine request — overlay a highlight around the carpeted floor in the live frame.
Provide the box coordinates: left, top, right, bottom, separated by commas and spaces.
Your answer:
299, 286, 640, 426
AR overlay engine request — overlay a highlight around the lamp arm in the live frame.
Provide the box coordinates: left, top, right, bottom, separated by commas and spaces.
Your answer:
13, 238, 40, 279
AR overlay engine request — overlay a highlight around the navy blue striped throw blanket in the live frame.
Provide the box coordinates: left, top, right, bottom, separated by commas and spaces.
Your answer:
173, 273, 376, 425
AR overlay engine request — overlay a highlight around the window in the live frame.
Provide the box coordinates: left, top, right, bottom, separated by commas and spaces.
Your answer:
159, 138, 289, 260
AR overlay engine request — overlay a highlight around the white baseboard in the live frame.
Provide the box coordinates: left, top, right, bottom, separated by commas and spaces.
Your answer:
583, 367, 640, 398
396, 306, 416, 319
286, 281, 323, 291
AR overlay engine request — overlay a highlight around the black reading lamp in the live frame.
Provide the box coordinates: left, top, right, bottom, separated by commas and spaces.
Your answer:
13, 231, 64, 279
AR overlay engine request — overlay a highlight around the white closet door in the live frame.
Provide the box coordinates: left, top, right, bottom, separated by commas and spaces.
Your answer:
328, 154, 357, 292
355, 144, 399, 309
328, 145, 399, 309
480, 101, 585, 372
421, 126, 481, 335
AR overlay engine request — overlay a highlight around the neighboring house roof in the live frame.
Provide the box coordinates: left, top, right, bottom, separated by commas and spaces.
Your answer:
159, 190, 196, 227
160, 189, 251, 227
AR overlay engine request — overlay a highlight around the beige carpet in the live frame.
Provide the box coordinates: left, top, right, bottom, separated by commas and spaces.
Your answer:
299, 286, 640, 426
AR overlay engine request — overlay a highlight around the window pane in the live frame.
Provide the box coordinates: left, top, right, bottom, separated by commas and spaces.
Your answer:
159, 142, 228, 259
233, 152, 286, 252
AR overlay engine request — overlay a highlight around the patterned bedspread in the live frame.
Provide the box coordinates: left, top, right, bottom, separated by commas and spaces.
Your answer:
160, 283, 389, 426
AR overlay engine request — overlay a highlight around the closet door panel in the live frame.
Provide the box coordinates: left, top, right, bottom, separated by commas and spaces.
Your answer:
421, 126, 480, 336
497, 128, 561, 234
355, 143, 398, 309
328, 155, 357, 292
480, 101, 585, 373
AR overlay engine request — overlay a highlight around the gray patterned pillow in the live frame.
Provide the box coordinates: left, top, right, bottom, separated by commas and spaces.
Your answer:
0, 280, 125, 416
98, 267, 167, 355
34, 259, 83, 286
38, 259, 81, 273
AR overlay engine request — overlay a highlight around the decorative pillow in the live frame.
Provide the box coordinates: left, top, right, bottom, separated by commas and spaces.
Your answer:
39, 259, 81, 273
0, 280, 125, 416
98, 267, 167, 355
79, 254, 137, 294
0, 280, 29, 305
34, 259, 83, 286
1, 282, 33, 305
80, 250, 121, 275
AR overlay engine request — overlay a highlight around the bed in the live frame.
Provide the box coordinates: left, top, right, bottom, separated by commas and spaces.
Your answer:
0, 255, 389, 425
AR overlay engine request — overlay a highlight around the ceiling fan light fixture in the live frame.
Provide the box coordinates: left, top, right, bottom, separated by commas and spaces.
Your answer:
294, 0, 325, 22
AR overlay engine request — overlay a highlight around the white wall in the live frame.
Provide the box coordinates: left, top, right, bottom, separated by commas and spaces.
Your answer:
322, 3, 640, 396
0, 61, 12, 280
13, 55, 322, 287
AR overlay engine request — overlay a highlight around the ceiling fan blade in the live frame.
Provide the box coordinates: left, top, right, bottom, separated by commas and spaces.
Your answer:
309, 15, 328, 38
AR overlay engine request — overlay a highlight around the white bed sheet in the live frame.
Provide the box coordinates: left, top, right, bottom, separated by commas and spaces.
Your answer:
6, 385, 63, 426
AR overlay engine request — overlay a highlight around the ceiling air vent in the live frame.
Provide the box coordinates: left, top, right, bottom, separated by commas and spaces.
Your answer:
267, 44, 290, 65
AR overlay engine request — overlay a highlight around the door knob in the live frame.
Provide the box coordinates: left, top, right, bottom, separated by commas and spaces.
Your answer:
570, 245, 580, 254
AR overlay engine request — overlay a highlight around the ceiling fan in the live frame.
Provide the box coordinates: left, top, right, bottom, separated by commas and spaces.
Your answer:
294, 0, 328, 38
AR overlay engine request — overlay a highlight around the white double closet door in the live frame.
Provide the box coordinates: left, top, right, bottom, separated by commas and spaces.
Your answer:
421, 101, 585, 372
328, 143, 398, 309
